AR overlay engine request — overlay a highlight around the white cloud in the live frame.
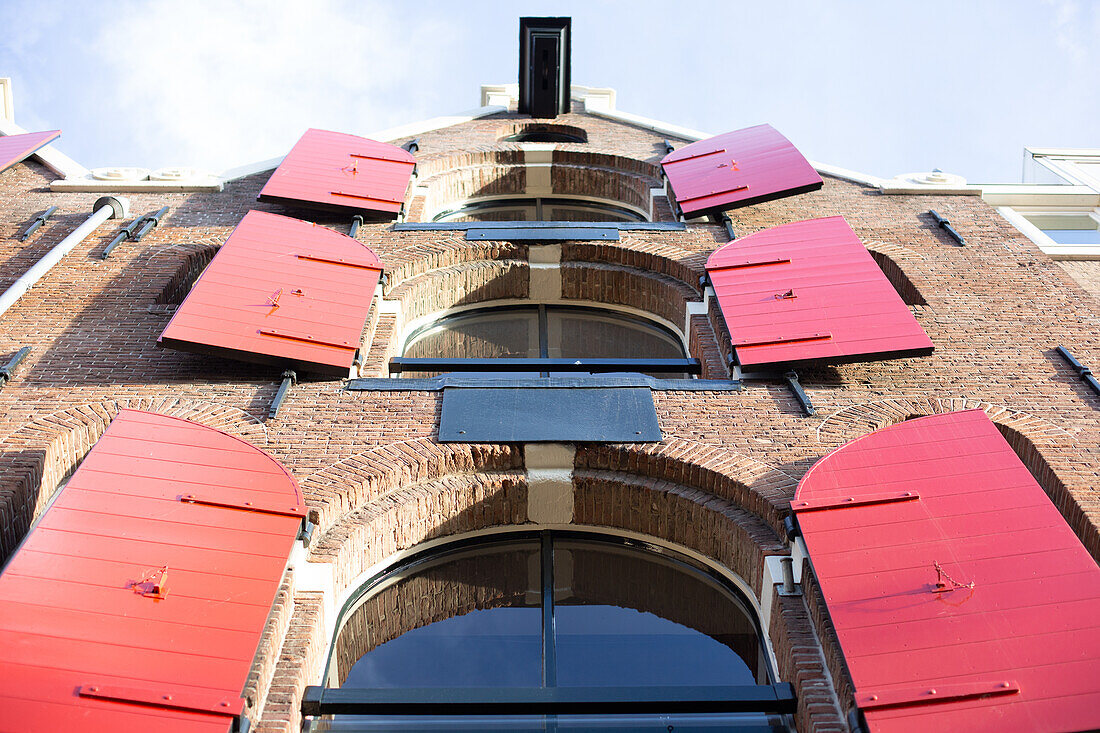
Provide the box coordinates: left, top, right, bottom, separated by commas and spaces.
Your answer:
87, 0, 465, 171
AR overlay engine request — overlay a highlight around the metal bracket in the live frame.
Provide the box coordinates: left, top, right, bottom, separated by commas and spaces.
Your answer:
732, 332, 831, 349
79, 684, 245, 717
791, 491, 920, 513
714, 212, 736, 241
267, 370, 298, 420
180, 493, 306, 519
129, 565, 169, 599
856, 680, 1019, 711
741, 368, 816, 417
706, 257, 790, 274
260, 329, 355, 350
777, 556, 801, 597
131, 206, 169, 243
330, 189, 402, 206
295, 253, 381, 271
0, 346, 31, 389
19, 206, 58, 241
181, 491, 309, 541
100, 217, 144, 259
928, 209, 965, 246
1056, 345, 1100, 397
784, 371, 814, 416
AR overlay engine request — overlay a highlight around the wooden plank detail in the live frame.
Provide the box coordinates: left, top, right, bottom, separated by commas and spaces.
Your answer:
0, 410, 304, 733
795, 410, 1100, 733
258, 128, 416, 216
0, 130, 61, 173
158, 210, 384, 377
661, 124, 821, 215
707, 216, 934, 369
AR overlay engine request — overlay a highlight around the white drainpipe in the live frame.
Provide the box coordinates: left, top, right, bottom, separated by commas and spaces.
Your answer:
0, 196, 129, 319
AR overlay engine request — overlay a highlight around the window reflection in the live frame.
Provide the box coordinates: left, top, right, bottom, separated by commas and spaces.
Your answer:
400, 305, 688, 379
322, 533, 785, 731
433, 197, 645, 223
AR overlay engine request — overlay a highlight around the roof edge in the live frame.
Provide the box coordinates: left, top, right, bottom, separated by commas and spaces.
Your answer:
0, 118, 89, 179
220, 104, 508, 182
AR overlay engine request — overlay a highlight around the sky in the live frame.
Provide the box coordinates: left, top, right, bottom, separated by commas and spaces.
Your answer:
1, 0, 1097, 184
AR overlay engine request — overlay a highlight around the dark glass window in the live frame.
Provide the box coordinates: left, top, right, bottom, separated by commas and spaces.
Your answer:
399, 305, 690, 378
314, 531, 789, 731
432, 197, 645, 223
500, 131, 587, 143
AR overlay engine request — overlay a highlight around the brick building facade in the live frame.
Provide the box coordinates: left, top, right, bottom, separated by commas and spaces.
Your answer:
1, 45, 1098, 733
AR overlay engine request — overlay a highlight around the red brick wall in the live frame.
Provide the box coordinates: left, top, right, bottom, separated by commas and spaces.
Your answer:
2, 107, 1099, 732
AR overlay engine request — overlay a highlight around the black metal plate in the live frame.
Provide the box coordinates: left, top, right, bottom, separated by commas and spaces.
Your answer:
466, 227, 619, 241
439, 387, 661, 443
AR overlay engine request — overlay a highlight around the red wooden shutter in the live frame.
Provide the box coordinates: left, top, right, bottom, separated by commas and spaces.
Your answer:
0, 130, 61, 173
794, 410, 1100, 733
159, 210, 384, 377
661, 124, 822, 217
0, 410, 306, 732
706, 216, 932, 369
258, 128, 416, 217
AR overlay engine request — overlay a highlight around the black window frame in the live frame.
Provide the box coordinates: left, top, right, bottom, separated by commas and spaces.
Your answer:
430, 197, 647, 224
302, 529, 797, 726
390, 303, 701, 378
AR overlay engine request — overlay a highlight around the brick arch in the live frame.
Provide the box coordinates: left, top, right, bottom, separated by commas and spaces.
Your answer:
575, 438, 800, 542
863, 239, 928, 306
816, 397, 1070, 444
304, 442, 795, 590
385, 260, 530, 325
413, 149, 661, 223
153, 243, 218, 306
0, 398, 267, 559
816, 398, 1097, 558
379, 239, 712, 354
299, 438, 524, 540
303, 454, 841, 732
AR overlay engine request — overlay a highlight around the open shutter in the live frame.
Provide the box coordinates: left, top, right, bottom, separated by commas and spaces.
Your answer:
793, 410, 1100, 733
661, 124, 822, 217
0, 410, 306, 732
706, 216, 932, 369
158, 210, 384, 377
258, 128, 416, 217
0, 130, 61, 174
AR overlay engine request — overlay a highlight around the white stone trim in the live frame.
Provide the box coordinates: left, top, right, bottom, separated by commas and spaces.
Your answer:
524, 443, 575, 524
0, 78, 14, 122
528, 244, 563, 300
981, 184, 1099, 208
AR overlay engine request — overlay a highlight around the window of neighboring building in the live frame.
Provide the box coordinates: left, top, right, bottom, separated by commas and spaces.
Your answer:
998, 206, 1100, 259
393, 304, 695, 378
432, 197, 646, 223
1025, 212, 1100, 245
310, 530, 791, 731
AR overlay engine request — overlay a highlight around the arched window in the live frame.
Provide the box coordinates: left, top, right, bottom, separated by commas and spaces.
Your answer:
306, 530, 794, 731
391, 305, 698, 378
432, 197, 646, 223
